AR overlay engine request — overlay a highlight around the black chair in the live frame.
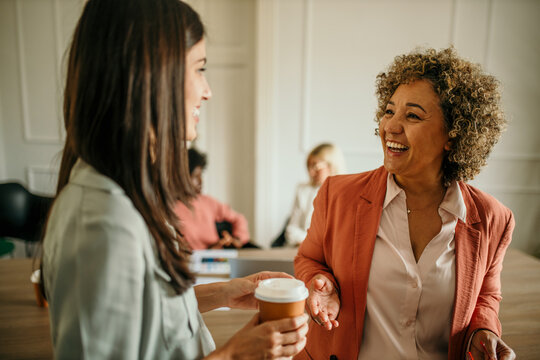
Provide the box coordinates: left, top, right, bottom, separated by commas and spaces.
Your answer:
0, 182, 54, 256
215, 221, 233, 238
270, 217, 290, 248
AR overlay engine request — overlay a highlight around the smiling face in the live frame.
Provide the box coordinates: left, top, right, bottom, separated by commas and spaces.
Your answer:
379, 79, 451, 185
185, 39, 212, 141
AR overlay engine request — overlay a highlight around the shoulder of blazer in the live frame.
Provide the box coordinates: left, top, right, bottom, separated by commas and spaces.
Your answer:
326, 166, 388, 205
458, 182, 514, 227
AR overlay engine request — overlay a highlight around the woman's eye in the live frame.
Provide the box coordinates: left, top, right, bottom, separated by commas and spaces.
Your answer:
384, 109, 394, 115
407, 112, 420, 120
197, 67, 207, 73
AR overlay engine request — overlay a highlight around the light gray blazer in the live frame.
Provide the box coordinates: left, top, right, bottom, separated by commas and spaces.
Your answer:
43, 160, 215, 359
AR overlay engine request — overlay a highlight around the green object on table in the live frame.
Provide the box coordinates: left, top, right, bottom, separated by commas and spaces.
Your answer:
0, 237, 15, 257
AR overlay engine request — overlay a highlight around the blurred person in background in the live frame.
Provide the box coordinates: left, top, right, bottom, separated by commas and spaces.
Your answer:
175, 147, 253, 250
285, 143, 345, 247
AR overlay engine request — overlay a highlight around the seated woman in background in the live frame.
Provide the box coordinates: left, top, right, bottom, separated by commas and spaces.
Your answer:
285, 143, 345, 247
175, 148, 251, 249
295, 47, 515, 360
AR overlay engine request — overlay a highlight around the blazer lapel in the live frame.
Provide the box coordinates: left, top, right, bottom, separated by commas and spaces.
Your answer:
450, 184, 482, 356
352, 168, 387, 347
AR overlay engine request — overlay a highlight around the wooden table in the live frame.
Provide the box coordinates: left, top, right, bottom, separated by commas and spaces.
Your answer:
1, 248, 539, 359
0, 259, 52, 359
498, 248, 540, 358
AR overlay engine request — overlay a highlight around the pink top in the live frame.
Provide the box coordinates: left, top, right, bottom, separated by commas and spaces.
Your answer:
358, 174, 466, 359
174, 194, 250, 250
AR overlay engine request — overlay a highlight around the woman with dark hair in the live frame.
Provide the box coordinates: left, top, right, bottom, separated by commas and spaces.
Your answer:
295, 47, 515, 360
175, 147, 251, 249
42, 0, 308, 358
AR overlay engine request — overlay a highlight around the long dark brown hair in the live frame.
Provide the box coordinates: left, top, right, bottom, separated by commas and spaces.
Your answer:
50, 0, 204, 294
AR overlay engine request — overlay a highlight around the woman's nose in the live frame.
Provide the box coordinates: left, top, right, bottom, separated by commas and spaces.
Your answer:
384, 113, 403, 134
203, 79, 212, 100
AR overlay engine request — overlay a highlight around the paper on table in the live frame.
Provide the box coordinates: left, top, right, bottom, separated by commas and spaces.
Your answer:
190, 249, 238, 275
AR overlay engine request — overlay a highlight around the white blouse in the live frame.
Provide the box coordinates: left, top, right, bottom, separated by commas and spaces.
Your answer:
358, 174, 466, 360
285, 183, 320, 246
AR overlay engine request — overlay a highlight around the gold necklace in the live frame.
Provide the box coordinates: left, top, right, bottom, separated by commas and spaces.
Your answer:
406, 191, 446, 215
407, 203, 438, 214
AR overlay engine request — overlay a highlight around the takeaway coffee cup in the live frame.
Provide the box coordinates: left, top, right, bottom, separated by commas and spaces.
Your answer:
254, 278, 308, 322
30, 269, 48, 308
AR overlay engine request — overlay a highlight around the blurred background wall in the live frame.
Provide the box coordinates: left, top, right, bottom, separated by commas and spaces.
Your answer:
0, 0, 538, 255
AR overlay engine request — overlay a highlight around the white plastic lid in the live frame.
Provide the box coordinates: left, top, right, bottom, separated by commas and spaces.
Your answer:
254, 278, 308, 303
30, 269, 40, 284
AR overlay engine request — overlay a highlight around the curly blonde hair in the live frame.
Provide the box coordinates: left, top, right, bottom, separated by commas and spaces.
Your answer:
375, 47, 506, 186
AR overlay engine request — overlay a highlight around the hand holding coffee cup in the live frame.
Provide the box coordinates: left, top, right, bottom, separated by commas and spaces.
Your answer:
224, 271, 293, 311
254, 278, 308, 322
215, 277, 309, 359
219, 312, 309, 359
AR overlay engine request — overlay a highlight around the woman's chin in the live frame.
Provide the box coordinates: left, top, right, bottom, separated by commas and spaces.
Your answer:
383, 158, 401, 175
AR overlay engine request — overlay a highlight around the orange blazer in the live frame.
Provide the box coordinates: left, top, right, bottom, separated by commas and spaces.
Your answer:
294, 167, 514, 360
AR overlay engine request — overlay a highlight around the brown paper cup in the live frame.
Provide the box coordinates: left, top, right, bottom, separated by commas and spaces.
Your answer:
255, 278, 308, 322
258, 299, 306, 322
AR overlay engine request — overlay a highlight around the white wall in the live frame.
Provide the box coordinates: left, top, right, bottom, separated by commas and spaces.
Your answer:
254, 0, 540, 256
0, 0, 84, 194
467, 0, 540, 257
189, 0, 256, 239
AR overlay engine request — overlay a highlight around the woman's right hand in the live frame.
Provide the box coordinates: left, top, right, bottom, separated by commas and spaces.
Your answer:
213, 313, 309, 359
306, 274, 340, 330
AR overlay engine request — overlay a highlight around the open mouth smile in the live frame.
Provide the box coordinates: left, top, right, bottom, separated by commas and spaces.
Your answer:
386, 140, 409, 153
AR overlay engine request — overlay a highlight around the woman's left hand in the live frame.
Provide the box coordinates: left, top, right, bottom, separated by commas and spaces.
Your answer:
225, 271, 293, 309
220, 230, 244, 249
469, 329, 516, 360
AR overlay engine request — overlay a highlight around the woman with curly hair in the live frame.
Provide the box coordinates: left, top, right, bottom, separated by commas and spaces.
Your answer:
294, 47, 515, 360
